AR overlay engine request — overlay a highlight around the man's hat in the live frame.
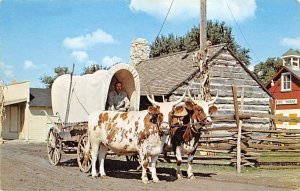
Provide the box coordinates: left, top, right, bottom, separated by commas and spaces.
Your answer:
173, 106, 188, 117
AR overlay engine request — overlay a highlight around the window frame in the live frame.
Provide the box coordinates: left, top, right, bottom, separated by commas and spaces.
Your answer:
291, 57, 299, 67
281, 72, 292, 92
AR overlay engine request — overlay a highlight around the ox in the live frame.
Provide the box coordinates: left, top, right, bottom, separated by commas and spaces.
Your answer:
164, 90, 218, 179
88, 91, 186, 184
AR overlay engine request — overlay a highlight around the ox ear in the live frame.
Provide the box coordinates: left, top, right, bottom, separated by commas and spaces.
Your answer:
148, 106, 159, 114
209, 105, 218, 115
173, 106, 188, 117
184, 101, 194, 111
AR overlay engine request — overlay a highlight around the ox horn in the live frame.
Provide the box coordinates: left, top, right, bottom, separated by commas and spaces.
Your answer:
171, 88, 187, 106
146, 94, 160, 106
208, 91, 218, 105
187, 88, 197, 104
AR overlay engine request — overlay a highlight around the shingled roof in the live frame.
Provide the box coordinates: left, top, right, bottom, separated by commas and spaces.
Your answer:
135, 44, 226, 95
29, 88, 52, 107
282, 49, 300, 57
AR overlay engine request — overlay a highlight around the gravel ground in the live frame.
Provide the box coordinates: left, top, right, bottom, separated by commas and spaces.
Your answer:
1, 141, 300, 191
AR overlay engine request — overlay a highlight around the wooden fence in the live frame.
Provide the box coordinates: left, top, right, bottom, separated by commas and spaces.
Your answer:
162, 86, 300, 172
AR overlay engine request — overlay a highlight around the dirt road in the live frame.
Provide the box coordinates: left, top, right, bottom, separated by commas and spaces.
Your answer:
1, 141, 299, 191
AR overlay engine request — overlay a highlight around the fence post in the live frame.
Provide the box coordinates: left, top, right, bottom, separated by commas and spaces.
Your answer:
232, 85, 242, 173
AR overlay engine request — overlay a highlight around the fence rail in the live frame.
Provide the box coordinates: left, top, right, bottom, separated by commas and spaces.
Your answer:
161, 85, 300, 172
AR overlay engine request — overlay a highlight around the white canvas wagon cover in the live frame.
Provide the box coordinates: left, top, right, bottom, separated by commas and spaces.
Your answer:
51, 64, 140, 123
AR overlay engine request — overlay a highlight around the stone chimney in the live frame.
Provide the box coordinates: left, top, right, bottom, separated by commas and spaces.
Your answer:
130, 38, 150, 67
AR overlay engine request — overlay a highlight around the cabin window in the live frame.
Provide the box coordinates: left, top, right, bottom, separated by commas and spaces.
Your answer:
281, 73, 291, 92
283, 58, 290, 66
292, 57, 299, 67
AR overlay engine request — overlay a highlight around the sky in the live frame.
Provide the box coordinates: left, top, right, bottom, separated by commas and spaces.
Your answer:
0, 0, 300, 88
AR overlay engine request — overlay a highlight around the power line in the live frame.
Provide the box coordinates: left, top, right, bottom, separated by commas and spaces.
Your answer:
225, 0, 262, 64
154, 0, 175, 42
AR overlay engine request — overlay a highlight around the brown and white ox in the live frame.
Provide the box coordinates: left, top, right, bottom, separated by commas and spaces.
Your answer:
164, 90, 218, 179
88, 91, 186, 184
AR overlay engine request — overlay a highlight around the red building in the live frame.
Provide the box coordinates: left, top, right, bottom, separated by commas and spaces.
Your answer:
266, 49, 300, 129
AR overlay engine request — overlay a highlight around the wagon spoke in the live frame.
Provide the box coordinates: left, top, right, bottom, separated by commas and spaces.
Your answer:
47, 129, 61, 166
77, 133, 91, 173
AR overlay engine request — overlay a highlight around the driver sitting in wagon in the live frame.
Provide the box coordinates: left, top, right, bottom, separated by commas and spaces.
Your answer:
108, 81, 130, 112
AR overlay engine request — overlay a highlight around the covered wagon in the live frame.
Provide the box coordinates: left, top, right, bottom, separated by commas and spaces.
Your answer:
44, 63, 140, 171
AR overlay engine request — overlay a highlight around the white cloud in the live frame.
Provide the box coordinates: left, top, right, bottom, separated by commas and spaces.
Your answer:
63, 29, 115, 49
24, 60, 37, 69
298, 0, 300, 4
1, 61, 14, 78
71, 51, 89, 63
102, 56, 123, 67
129, 0, 256, 22
281, 36, 300, 49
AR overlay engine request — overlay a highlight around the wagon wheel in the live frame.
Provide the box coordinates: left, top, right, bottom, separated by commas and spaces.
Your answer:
126, 154, 141, 170
77, 133, 91, 173
46, 128, 62, 166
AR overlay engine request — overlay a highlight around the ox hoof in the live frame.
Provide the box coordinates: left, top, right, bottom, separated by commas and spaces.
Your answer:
188, 175, 195, 179
100, 175, 107, 179
152, 179, 160, 183
142, 179, 149, 184
177, 174, 184, 180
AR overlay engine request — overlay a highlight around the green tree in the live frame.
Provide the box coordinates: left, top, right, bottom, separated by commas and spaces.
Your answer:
150, 20, 251, 66
82, 64, 102, 75
253, 57, 282, 84
40, 66, 70, 88
150, 34, 185, 57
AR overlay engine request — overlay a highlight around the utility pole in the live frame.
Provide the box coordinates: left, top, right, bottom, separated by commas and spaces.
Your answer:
200, 0, 207, 50
198, 0, 210, 101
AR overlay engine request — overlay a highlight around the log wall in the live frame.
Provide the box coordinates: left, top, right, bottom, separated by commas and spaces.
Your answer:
171, 49, 272, 129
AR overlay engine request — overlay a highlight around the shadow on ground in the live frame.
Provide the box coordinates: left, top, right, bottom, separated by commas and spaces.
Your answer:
59, 157, 216, 182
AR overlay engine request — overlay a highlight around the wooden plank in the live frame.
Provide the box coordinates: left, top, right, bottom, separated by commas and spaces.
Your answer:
210, 72, 253, 80
231, 158, 257, 163
258, 159, 300, 163
216, 110, 270, 116
210, 85, 269, 95
242, 128, 300, 134
249, 137, 300, 144
161, 155, 233, 160
202, 126, 237, 131
200, 133, 235, 138
245, 149, 300, 153
216, 104, 270, 111
198, 138, 235, 143
210, 66, 245, 74
212, 79, 259, 86
193, 160, 232, 165
197, 148, 233, 153
239, 112, 300, 123
198, 144, 235, 151
248, 143, 300, 150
